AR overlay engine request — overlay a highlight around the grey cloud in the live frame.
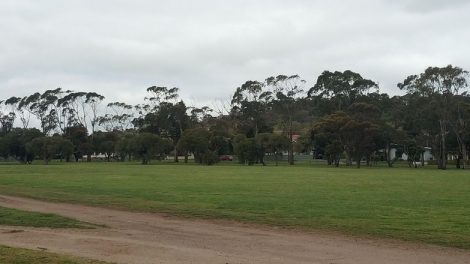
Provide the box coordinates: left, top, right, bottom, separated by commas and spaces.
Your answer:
389, 0, 470, 12
0, 0, 469, 105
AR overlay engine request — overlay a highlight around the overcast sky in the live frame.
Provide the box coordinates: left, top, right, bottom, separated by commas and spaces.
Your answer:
1, 0, 469, 106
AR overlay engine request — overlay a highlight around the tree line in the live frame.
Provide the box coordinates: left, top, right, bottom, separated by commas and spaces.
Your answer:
0, 65, 468, 169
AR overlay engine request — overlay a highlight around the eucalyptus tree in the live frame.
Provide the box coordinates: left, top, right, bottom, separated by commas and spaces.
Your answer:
449, 94, 470, 169
19, 91, 54, 134
39, 88, 72, 134
85, 92, 105, 136
145, 86, 180, 109
266, 74, 306, 165
4, 97, 28, 129
231, 80, 273, 137
142, 100, 189, 162
398, 65, 469, 170
0, 101, 15, 135
0, 112, 15, 135
189, 106, 214, 128
58, 91, 88, 130
98, 102, 135, 131
17, 88, 75, 134
308, 70, 378, 112
140, 86, 190, 162
58, 91, 105, 135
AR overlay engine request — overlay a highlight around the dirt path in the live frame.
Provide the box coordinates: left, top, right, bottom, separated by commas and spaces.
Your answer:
0, 195, 469, 264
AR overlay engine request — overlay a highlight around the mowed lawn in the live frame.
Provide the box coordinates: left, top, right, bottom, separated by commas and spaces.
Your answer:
0, 206, 97, 229
0, 163, 469, 248
0, 245, 109, 264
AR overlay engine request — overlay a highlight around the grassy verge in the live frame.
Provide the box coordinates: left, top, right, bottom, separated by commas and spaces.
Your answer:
0, 206, 97, 229
0, 245, 109, 264
0, 162, 469, 248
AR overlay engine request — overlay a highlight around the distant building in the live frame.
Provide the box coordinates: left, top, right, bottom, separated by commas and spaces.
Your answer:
291, 134, 301, 143
388, 147, 434, 161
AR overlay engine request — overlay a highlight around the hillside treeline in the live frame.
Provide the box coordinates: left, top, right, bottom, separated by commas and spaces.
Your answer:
0, 65, 469, 169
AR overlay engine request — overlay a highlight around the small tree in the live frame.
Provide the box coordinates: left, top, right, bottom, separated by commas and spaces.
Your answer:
115, 132, 135, 161
130, 133, 170, 165
27, 136, 74, 164
313, 112, 350, 166
233, 135, 257, 165
267, 134, 290, 166
178, 128, 220, 165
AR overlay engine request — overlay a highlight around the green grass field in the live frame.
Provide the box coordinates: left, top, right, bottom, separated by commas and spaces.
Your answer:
0, 162, 469, 248
0, 245, 109, 264
0, 206, 96, 229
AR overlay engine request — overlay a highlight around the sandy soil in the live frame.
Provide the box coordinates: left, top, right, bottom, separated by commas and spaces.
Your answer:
0, 195, 469, 264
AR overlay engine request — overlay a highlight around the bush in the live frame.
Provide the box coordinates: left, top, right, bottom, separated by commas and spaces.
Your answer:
202, 151, 219, 166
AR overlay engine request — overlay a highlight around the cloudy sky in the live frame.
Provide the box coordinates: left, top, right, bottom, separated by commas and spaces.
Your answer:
1, 0, 469, 106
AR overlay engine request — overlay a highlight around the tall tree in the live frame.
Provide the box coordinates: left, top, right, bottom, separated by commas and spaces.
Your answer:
99, 102, 135, 131
4, 97, 30, 129
266, 75, 306, 165
308, 70, 378, 112
85, 92, 105, 136
139, 86, 189, 162
398, 65, 469, 170
231, 81, 273, 137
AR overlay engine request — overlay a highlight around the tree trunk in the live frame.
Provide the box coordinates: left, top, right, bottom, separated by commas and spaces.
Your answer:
174, 145, 179, 163
288, 135, 294, 165
288, 119, 294, 165
385, 143, 393, 168
335, 156, 340, 167
43, 147, 48, 165
327, 156, 332, 166
346, 152, 352, 166
455, 135, 467, 169
462, 142, 468, 169
439, 120, 447, 170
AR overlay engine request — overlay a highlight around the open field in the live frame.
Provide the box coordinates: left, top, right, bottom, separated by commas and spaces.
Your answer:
0, 162, 469, 249
1, 195, 470, 264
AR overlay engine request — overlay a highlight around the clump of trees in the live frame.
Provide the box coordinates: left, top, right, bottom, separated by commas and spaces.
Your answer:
0, 65, 468, 169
